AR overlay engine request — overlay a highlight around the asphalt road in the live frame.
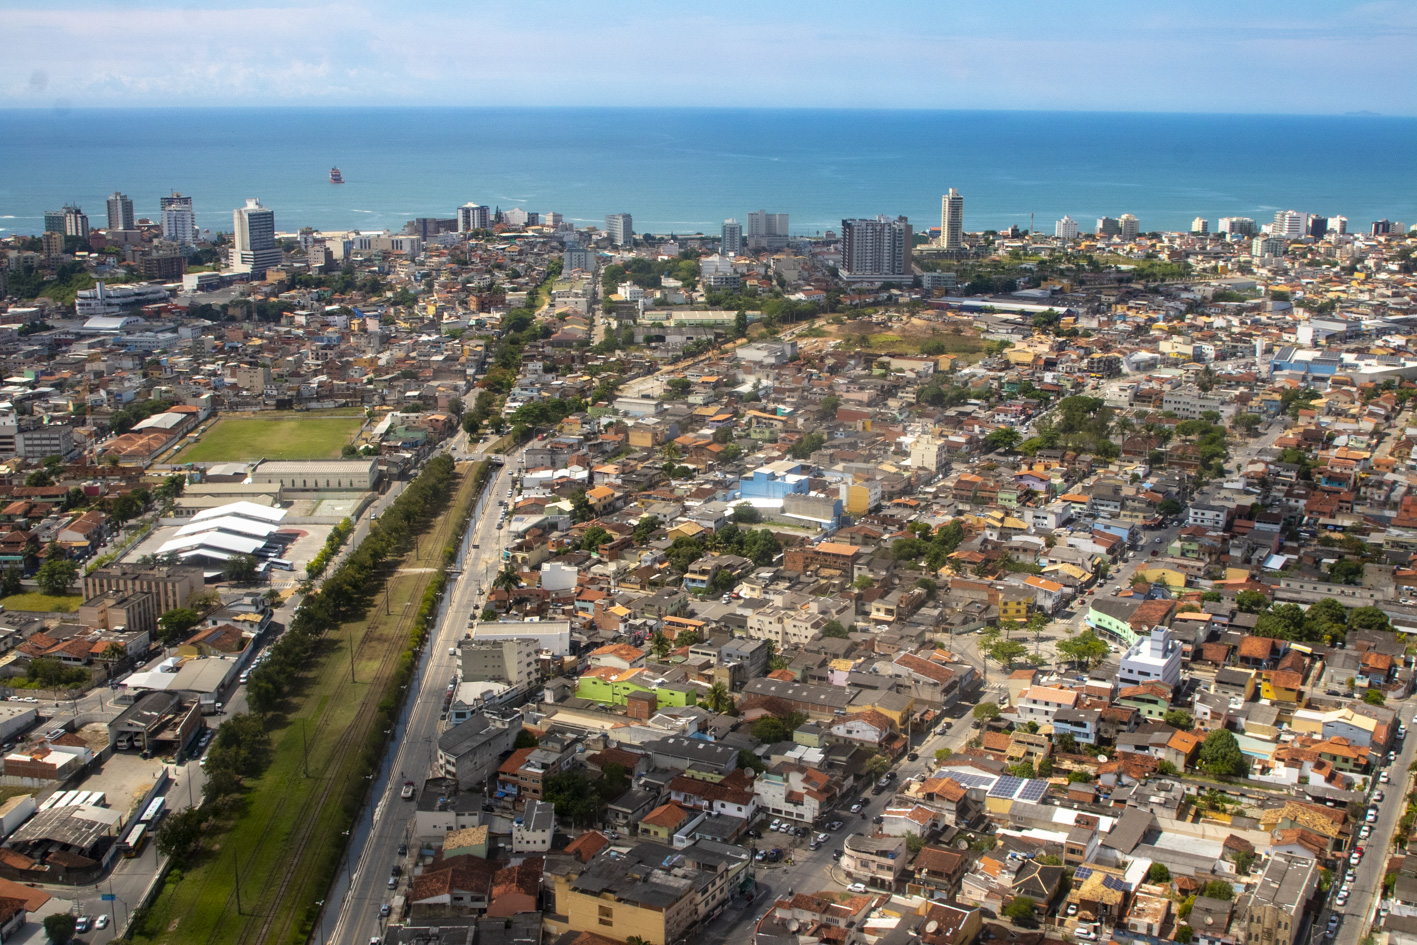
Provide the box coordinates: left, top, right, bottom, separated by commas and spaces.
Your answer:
1328, 705, 1416, 945
327, 437, 521, 945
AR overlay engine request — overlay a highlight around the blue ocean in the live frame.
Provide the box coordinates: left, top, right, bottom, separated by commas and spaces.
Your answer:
1, 107, 1414, 238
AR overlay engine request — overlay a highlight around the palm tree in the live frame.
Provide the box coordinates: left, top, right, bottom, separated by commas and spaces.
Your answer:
649, 631, 672, 660
660, 442, 682, 462
492, 565, 521, 595
705, 682, 733, 714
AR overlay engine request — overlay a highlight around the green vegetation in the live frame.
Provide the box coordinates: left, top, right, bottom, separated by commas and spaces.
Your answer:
131, 454, 484, 945
1198, 729, 1247, 778
305, 517, 354, 580
0, 591, 81, 613
176, 410, 364, 462
1245, 596, 1389, 645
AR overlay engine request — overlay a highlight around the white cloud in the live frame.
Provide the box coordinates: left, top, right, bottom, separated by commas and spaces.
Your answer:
0, 1, 1412, 113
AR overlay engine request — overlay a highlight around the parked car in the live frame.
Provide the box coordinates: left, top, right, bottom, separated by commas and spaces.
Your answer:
380, 903, 392, 918
1067, 904, 1079, 917
907, 752, 919, 762
1381, 771, 1391, 783
769, 819, 782, 831
401, 781, 415, 800
832, 848, 843, 860
850, 801, 864, 813
848, 883, 867, 894
828, 820, 843, 831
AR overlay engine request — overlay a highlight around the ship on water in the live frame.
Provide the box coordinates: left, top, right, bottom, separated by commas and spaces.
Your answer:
329, 167, 344, 184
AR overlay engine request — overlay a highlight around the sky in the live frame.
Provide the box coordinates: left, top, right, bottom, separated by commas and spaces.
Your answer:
2, 0, 1415, 114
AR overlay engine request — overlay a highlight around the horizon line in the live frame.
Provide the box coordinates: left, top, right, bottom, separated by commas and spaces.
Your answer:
0, 104, 1409, 120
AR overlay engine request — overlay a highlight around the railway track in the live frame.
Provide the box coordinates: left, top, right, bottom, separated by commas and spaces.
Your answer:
172, 465, 476, 945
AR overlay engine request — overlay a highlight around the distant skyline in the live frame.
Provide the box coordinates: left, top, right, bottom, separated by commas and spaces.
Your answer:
2, 1, 1415, 115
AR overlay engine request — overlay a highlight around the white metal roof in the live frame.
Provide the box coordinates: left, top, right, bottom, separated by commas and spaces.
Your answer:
175, 516, 279, 540
189, 501, 286, 525
157, 531, 266, 556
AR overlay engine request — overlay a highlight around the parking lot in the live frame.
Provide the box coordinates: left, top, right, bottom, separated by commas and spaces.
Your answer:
71, 751, 176, 821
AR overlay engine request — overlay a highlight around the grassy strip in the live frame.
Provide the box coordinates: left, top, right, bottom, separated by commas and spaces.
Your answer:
130, 459, 488, 945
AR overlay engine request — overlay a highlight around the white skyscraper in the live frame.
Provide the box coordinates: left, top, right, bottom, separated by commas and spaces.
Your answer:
160, 192, 196, 247
1097, 216, 1120, 238
746, 210, 789, 250
457, 203, 490, 232
605, 213, 633, 246
1055, 215, 1079, 239
230, 198, 281, 277
1191, 217, 1209, 235
722, 219, 743, 255
1119, 213, 1140, 240
1327, 216, 1348, 235
1272, 210, 1307, 239
106, 192, 134, 231
939, 188, 964, 252
1219, 217, 1257, 237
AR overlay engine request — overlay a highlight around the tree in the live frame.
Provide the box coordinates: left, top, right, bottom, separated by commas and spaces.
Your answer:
1364, 688, 1386, 706
649, 631, 673, 660
1056, 631, 1109, 669
973, 703, 1001, 722
985, 427, 1022, 453
863, 754, 891, 780
1198, 729, 1246, 777
1037, 755, 1054, 778
44, 913, 76, 944
1148, 862, 1172, 884
1348, 606, 1392, 633
1163, 709, 1194, 730
493, 565, 521, 594
578, 526, 611, 553
35, 558, 77, 596
0, 568, 21, 598
1233, 850, 1256, 875
222, 554, 258, 583
1157, 499, 1183, 517
750, 712, 805, 744
1002, 896, 1037, 924
157, 607, 200, 645
514, 729, 539, 750
731, 503, 761, 524
569, 490, 595, 524
1201, 880, 1235, 901
1235, 590, 1269, 614
705, 682, 733, 714
985, 638, 1028, 670
821, 619, 850, 639
156, 806, 206, 864
1157, 760, 1179, 776
734, 310, 748, 338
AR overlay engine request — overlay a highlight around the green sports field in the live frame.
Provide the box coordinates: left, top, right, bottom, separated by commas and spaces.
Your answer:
176, 411, 364, 463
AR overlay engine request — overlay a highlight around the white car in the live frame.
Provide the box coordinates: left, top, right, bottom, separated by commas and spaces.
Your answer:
1381, 771, 1391, 783
848, 883, 867, 894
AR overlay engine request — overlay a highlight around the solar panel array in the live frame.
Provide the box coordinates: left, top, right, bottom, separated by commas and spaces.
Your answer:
989, 775, 1025, 799
1103, 876, 1131, 893
942, 770, 996, 790
1073, 866, 1094, 881
1017, 780, 1049, 803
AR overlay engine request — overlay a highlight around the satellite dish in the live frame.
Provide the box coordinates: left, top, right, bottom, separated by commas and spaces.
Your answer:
787, 920, 800, 932
1097, 755, 1108, 763
926, 921, 940, 934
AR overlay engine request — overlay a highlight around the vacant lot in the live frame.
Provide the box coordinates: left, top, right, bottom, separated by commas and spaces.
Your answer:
830, 317, 989, 359
176, 411, 365, 463
1, 592, 81, 613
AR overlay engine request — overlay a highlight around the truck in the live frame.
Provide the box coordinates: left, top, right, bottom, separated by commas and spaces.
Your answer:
200, 693, 220, 715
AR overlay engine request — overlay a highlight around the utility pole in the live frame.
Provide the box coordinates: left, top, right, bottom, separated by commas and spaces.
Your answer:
346, 627, 356, 683
234, 850, 243, 915
302, 718, 310, 777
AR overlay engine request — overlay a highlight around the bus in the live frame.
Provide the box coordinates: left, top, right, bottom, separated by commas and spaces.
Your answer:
138, 797, 165, 825
120, 823, 147, 858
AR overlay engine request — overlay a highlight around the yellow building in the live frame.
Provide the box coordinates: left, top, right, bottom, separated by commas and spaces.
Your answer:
844, 479, 881, 516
